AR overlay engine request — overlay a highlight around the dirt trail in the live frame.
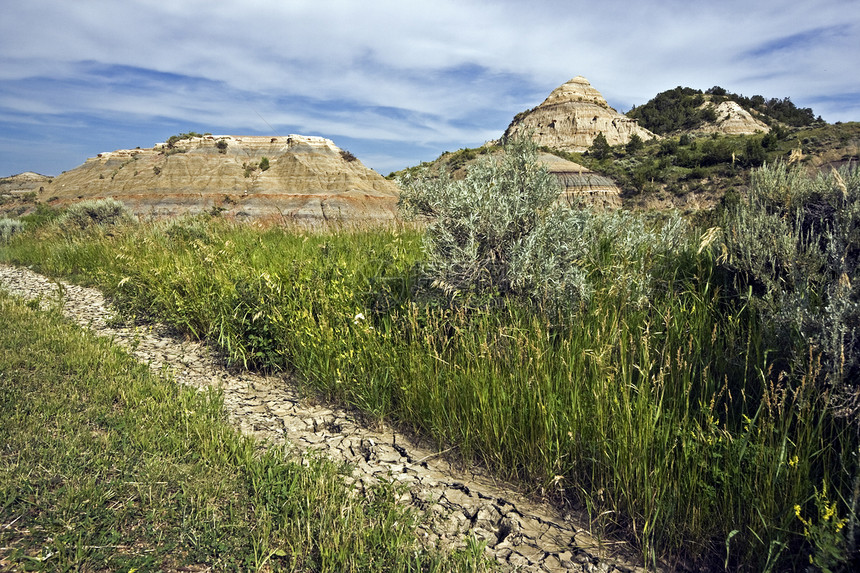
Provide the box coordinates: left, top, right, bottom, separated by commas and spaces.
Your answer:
0, 264, 652, 572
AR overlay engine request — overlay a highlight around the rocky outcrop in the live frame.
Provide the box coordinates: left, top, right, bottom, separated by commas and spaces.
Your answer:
538, 153, 621, 208
42, 135, 400, 224
504, 76, 657, 152
695, 100, 770, 135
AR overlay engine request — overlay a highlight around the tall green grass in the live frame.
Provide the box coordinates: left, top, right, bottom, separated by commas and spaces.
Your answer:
2, 213, 855, 570
0, 291, 483, 572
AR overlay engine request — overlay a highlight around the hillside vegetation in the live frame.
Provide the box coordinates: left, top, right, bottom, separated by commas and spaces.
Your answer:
546, 121, 860, 209
627, 85, 820, 135
395, 84, 855, 212
2, 139, 858, 570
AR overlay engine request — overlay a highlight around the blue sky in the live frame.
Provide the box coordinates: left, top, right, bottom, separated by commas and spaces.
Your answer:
2, 0, 859, 177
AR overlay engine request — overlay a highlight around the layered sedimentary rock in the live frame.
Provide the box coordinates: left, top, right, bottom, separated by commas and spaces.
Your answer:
43, 135, 399, 224
696, 100, 770, 135
504, 76, 657, 152
537, 152, 621, 208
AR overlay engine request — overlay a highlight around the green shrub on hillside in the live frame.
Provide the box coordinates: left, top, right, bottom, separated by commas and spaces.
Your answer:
722, 163, 860, 401
166, 131, 203, 147
0, 218, 23, 243
588, 132, 611, 159
18, 203, 62, 228
57, 198, 136, 230
399, 136, 691, 312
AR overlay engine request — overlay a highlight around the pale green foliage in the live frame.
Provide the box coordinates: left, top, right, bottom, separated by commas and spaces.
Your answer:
399, 136, 689, 310
57, 198, 136, 230
0, 217, 24, 243
398, 136, 589, 305
722, 163, 860, 405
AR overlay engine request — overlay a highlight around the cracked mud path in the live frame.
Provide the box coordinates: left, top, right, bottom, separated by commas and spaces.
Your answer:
1, 264, 651, 573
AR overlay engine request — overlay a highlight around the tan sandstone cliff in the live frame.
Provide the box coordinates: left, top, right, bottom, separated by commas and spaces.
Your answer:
504, 76, 657, 152
42, 135, 399, 224
695, 100, 770, 135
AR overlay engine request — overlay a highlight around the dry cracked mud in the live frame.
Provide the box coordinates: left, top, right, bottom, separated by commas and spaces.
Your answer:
0, 264, 653, 572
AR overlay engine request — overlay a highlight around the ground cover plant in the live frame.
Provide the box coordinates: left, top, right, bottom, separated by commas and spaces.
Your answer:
1, 141, 858, 570
0, 293, 486, 572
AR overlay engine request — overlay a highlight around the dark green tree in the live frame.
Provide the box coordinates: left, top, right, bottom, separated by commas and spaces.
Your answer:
743, 138, 766, 167
588, 133, 611, 160
625, 133, 644, 155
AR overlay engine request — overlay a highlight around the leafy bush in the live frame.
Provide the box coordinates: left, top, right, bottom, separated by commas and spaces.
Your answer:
398, 137, 584, 304
56, 198, 136, 230
398, 136, 690, 311
216, 139, 228, 153
159, 214, 216, 243
340, 149, 357, 162
0, 218, 23, 243
626, 133, 645, 154
259, 156, 270, 171
242, 161, 258, 178
721, 162, 860, 432
18, 203, 61, 227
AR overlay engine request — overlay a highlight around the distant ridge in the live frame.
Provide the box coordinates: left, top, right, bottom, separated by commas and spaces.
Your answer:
39, 135, 399, 223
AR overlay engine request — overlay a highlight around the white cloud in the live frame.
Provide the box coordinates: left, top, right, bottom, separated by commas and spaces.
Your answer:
1, 0, 858, 176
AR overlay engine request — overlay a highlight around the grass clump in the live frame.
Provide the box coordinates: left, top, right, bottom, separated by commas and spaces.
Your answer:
0, 292, 483, 572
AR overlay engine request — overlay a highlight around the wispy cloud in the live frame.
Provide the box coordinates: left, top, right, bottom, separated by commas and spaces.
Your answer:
742, 26, 848, 59
1, 0, 858, 176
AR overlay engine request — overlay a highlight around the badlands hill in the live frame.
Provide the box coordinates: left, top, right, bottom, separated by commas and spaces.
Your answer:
693, 100, 770, 135
5, 75, 853, 221
400, 75, 857, 212
503, 76, 657, 152
0, 172, 52, 195
41, 134, 399, 223
625, 86, 821, 136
